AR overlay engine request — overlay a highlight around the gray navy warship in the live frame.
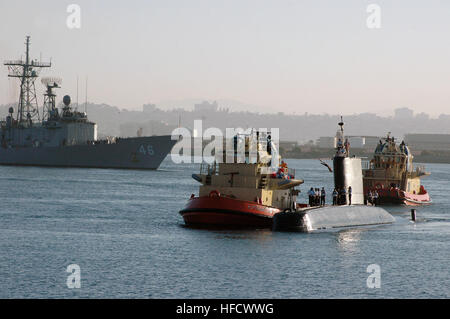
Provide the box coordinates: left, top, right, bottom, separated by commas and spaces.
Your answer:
1, 37, 176, 169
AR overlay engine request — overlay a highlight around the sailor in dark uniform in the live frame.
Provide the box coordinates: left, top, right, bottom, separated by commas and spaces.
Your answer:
332, 188, 338, 205
348, 186, 352, 205
339, 188, 347, 205
308, 187, 315, 206
320, 187, 326, 206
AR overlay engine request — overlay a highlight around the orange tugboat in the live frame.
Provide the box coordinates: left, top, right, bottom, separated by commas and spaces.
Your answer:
179, 132, 304, 227
362, 134, 431, 206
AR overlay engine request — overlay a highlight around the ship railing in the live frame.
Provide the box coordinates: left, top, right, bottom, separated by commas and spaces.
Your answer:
263, 167, 295, 178
200, 162, 218, 175
415, 165, 426, 174
286, 167, 295, 178
4, 60, 51, 67
361, 160, 371, 170
31, 61, 51, 67
4, 60, 25, 66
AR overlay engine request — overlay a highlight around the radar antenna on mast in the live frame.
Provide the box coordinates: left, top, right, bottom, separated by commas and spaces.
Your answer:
41, 77, 62, 87
3, 36, 51, 123
41, 76, 62, 121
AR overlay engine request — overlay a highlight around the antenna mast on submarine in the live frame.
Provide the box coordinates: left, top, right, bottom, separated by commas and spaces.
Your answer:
338, 115, 344, 134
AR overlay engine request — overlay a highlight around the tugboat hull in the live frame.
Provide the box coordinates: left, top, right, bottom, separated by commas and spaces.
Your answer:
179, 195, 281, 228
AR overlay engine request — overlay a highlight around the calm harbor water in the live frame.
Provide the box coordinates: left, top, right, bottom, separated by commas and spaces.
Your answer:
0, 158, 448, 298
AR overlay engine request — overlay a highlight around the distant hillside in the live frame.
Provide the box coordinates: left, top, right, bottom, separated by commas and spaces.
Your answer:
2, 102, 450, 142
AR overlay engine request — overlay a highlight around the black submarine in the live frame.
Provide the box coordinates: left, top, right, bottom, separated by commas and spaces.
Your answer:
273, 118, 395, 232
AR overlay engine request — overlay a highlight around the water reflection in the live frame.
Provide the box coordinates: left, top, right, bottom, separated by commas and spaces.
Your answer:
181, 224, 274, 241
213, 229, 273, 241
335, 228, 366, 254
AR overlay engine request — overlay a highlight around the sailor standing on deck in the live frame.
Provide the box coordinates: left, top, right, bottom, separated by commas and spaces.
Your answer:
308, 187, 315, 206
332, 188, 338, 205
320, 187, 326, 206
348, 186, 352, 205
373, 190, 379, 206
367, 190, 373, 205
344, 138, 350, 156
339, 187, 347, 205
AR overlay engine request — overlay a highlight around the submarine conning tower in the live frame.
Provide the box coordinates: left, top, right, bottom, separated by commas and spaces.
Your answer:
333, 116, 364, 205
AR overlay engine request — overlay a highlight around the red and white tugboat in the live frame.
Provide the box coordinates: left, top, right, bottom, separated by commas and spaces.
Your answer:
179, 131, 304, 227
362, 134, 431, 206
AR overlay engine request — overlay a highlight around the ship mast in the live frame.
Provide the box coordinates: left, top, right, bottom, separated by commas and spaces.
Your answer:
4, 36, 51, 123
337, 116, 345, 145
338, 116, 344, 135
41, 77, 62, 121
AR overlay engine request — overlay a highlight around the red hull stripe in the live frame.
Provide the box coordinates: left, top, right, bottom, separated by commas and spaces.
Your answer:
180, 211, 273, 227
179, 208, 273, 220
179, 196, 281, 226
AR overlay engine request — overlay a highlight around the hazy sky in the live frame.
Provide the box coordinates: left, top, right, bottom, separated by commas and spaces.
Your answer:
0, 0, 449, 115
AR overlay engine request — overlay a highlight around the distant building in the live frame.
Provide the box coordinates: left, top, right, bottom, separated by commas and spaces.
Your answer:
319, 134, 450, 151
143, 104, 157, 113
317, 136, 336, 149
361, 136, 381, 149
317, 135, 381, 149
405, 133, 450, 151
415, 112, 429, 121
194, 101, 218, 113
394, 107, 414, 119
279, 141, 298, 152
348, 137, 365, 149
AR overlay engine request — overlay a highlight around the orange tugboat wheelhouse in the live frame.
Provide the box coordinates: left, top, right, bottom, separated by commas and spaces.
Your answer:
179, 131, 304, 227
362, 134, 431, 206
